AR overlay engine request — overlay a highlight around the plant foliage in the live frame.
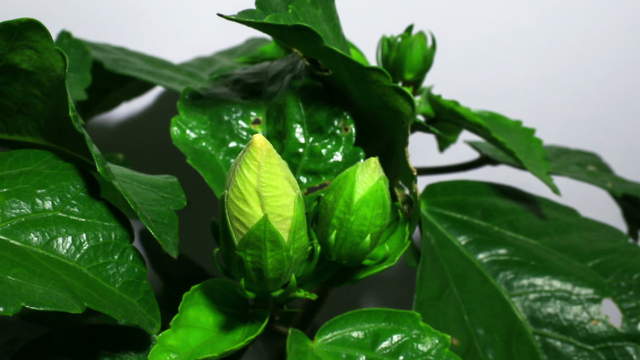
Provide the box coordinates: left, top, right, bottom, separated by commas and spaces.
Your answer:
1, 1, 639, 359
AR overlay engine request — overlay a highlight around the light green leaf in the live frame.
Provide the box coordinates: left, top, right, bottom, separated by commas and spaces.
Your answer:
148, 279, 269, 360
416, 180, 640, 359
171, 55, 364, 197
0, 18, 186, 257
469, 141, 640, 239
286, 308, 460, 359
0, 150, 160, 334
222, 2, 416, 201
426, 92, 558, 193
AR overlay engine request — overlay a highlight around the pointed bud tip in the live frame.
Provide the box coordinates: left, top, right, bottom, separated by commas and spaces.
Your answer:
248, 133, 270, 149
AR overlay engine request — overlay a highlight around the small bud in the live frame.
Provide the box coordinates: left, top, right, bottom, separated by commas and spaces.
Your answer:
222, 134, 309, 292
376, 25, 436, 88
315, 157, 393, 266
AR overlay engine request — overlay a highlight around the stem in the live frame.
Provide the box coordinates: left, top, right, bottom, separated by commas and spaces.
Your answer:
415, 157, 493, 176
293, 286, 331, 336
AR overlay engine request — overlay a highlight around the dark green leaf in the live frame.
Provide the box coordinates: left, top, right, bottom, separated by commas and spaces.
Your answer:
416, 180, 640, 359
286, 308, 460, 359
171, 55, 364, 197
0, 150, 160, 333
222, 3, 416, 201
0, 18, 90, 160
57, 31, 284, 118
469, 141, 640, 239
56, 30, 92, 101
181, 37, 286, 79
81, 40, 205, 93
426, 92, 558, 193
148, 279, 270, 360
54, 30, 152, 119
0, 18, 186, 257
235, 0, 350, 54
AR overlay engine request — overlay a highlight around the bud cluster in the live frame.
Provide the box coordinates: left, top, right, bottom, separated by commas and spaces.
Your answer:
218, 134, 399, 295
377, 25, 436, 89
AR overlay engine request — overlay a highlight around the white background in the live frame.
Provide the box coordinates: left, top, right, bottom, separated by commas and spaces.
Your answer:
3, 0, 638, 346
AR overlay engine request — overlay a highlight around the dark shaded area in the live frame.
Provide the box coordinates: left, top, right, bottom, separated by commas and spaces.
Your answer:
12, 324, 150, 360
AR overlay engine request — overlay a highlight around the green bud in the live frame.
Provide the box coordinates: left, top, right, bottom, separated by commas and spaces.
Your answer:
376, 25, 436, 88
316, 157, 393, 266
222, 134, 309, 293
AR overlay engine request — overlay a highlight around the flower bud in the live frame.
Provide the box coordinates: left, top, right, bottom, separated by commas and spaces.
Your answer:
376, 25, 436, 88
315, 157, 393, 266
222, 134, 309, 293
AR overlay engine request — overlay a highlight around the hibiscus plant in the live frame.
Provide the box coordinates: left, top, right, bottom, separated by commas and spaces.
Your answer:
1, 1, 639, 359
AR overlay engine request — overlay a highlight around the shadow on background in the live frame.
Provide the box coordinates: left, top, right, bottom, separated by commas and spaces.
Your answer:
87, 90, 417, 358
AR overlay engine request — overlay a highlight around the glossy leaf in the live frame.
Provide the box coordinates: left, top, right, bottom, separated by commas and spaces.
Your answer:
0, 150, 160, 333
416, 180, 640, 359
171, 55, 364, 197
222, 2, 416, 200
286, 308, 460, 359
148, 278, 269, 360
426, 92, 558, 194
469, 141, 640, 239
0, 18, 186, 257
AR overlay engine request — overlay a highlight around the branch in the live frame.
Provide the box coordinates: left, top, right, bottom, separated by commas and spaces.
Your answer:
415, 157, 494, 176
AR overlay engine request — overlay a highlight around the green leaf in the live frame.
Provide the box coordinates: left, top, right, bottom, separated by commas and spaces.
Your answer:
286, 308, 460, 359
426, 92, 558, 193
171, 55, 364, 197
0, 18, 186, 257
57, 31, 284, 118
81, 40, 205, 93
0, 150, 160, 333
181, 37, 286, 79
235, 0, 350, 54
148, 279, 270, 360
55, 30, 93, 102
222, 3, 416, 200
469, 141, 640, 240
0, 18, 91, 160
53, 30, 151, 119
416, 180, 640, 359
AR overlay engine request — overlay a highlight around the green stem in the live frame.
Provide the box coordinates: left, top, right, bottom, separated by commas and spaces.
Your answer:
293, 286, 331, 336
415, 157, 493, 176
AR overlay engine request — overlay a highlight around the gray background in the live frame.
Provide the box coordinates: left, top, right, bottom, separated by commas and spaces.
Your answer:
2, 0, 638, 356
